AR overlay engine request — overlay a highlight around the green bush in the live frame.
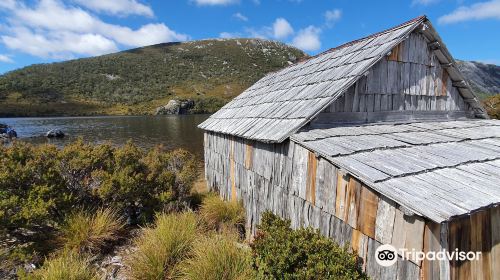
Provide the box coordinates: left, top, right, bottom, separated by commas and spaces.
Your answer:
199, 194, 245, 232
0, 140, 198, 268
176, 232, 253, 280
251, 212, 367, 280
0, 140, 198, 233
19, 251, 98, 280
59, 208, 125, 254
126, 212, 199, 280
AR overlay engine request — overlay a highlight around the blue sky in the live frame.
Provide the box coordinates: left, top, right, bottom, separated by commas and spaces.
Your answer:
0, 0, 499, 73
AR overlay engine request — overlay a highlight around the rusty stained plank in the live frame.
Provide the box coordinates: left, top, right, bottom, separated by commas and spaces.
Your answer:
244, 140, 253, 169
347, 177, 362, 229
306, 151, 318, 205
491, 206, 500, 280
470, 210, 492, 280
356, 185, 379, 239
449, 217, 472, 280
387, 43, 401, 61
335, 170, 349, 220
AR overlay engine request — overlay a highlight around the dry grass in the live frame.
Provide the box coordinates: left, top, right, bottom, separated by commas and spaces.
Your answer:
59, 208, 125, 254
20, 251, 98, 280
174, 232, 253, 280
199, 194, 245, 231
126, 212, 199, 280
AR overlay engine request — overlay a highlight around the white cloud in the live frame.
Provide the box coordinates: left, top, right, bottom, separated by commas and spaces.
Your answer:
243, 17, 294, 40
193, 0, 239, 6
0, 54, 13, 63
219, 32, 241, 38
74, 0, 154, 17
2, 27, 118, 58
438, 0, 500, 24
0, 0, 16, 10
233, 12, 248, 21
272, 18, 294, 39
292, 25, 321, 51
0, 0, 188, 59
324, 9, 341, 27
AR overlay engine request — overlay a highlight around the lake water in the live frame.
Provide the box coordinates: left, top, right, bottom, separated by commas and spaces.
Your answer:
0, 115, 210, 159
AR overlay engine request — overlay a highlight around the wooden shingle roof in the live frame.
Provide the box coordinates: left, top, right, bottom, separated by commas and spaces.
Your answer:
292, 119, 500, 222
198, 16, 486, 142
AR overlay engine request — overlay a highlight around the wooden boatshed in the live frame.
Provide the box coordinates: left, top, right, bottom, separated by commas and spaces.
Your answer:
199, 16, 500, 280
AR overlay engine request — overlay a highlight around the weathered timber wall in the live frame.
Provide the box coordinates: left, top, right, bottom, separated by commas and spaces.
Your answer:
314, 32, 474, 125
203, 131, 475, 280
442, 207, 500, 280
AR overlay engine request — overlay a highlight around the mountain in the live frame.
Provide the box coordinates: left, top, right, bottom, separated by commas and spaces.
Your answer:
0, 39, 306, 117
456, 60, 500, 97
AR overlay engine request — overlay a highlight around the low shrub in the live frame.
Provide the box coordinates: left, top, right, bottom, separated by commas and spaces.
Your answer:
251, 212, 367, 280
19, 251, 97, 280
59, 208, 125, 254
176, 232, 253, 280
126, 212, 198, 280
0, 140, 198, 272
0, 140, 198, 234
199, 194, 245, 232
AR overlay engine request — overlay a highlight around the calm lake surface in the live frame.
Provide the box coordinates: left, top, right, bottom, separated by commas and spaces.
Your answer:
0, 115, 210, 158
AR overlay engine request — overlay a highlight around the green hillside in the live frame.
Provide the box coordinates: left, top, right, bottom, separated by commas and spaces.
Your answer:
0, 39, 306, 117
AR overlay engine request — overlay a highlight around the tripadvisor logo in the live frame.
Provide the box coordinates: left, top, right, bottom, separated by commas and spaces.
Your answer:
375, 244, 397, 267
375, 244, 482, 267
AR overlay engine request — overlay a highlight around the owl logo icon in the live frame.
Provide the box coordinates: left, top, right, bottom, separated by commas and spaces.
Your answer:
375, 244, 398, 267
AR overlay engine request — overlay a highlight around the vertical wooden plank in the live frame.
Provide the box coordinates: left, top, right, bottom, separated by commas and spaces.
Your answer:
244, 141, 253, 169
449, 217, 472, 280
306, 151, 317, 205
352, 82, 360, 112
375, 196, 397, 244
344, 85, 354, 112
351, 228, 361, 252
491, 206, 500, 280
230, 138, 237, 202
388, 44, 400, 61
292, 144, 308, 198
422, 221, 442, 280
405, 215, 425, 266
392, 209, 407, 255
314, 158, 326, 210
439, 223, 451, 280
335, 170, 349, 221
347, 178, 361, 228
470, 210, 492, 280
357, 185, 379, 238
397, 258, 420, 280
442, 70, 449, 97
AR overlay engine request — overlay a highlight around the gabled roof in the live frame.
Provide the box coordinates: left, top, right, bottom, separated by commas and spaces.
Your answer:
292, 119, 500, 223
199, 16, 486, 142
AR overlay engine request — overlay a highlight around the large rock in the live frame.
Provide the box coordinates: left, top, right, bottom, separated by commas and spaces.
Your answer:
155, 99, 195, 115
46, 129, 65, 138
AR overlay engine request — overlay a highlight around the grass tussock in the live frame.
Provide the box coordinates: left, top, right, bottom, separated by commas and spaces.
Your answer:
126, 212, 198, 280
199, 194, 245, 231
20, 251, 97, 280
175, 232, 254, 280
59, 208, 125, 254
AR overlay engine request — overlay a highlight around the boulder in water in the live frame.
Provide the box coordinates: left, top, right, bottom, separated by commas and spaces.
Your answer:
46, 129, 65, 138
155, 99, 195, 115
